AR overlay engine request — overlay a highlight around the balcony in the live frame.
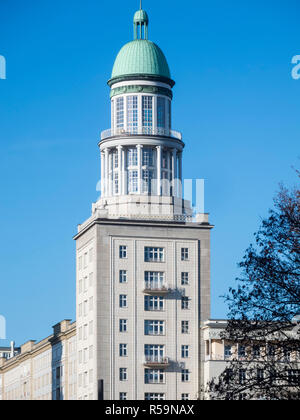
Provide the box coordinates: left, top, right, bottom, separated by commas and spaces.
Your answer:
101, 127, 182, 141
144, 356, 170, 368
143, 282, 169, 295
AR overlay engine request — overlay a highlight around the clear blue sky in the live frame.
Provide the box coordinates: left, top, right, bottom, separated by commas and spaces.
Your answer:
0, 0, 299, 346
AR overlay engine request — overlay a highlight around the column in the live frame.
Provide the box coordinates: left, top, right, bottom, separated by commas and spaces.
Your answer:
108, 149, 112, 197
117, 145, 122, 196
104, 148, 109, 198
156, 146, 162, 196
137, 144, 143, 194
172, 148, 177, 197
101, 151, 105, 198
122, 147, 127, 195
178, 151, 182, 199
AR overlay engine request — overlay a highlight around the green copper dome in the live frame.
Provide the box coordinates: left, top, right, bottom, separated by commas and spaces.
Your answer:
133, 9, 149, 24
111, 39, 171, 80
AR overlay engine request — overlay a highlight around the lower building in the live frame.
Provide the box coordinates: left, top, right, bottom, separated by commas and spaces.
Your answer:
0, 320, 76, 400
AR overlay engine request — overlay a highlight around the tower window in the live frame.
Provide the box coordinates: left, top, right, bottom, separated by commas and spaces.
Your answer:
181, 369, 190, 382
119, 368, 128, 381
128, 170, 138, 193
142, 148, 154, 166
145, 369, 165, 384
142, 170, 154, 194
181, 321, 189, 334
181, 296, 190, 310
127, 96, 138, 133
119, 270, 127, 283
119, 294, 127, 308
119, 319, 127, 332
127, 148, 138, 166
116, 97, 124, 129
119, 344, 128, 357
144, 296, 164, 311
142, 96, 153, 134
181, 248, 189, 261
119, 246, 127, 259
181, 272, 189, 285
145, 393, 165, 401
113, 172, 119, 195
120, 392, 127, 400
157, 97, 166, 129
181, 345, 189, 358
144, 247, 164, 262
144, 320, 165, 336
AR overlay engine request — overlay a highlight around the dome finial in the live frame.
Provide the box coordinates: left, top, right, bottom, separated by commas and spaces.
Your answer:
133, 7, 149, 40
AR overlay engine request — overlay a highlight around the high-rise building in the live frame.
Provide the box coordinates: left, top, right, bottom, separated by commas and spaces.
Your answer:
74, 7, 213, 401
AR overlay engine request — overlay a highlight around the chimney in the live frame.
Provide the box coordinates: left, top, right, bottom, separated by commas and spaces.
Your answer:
10, 341, 15, 358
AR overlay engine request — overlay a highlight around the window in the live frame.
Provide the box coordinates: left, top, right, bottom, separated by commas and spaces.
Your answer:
238, 345, 246, 358
89, 296, 93, 311
253, 345, 260, 358
120, 344, 127, 357
144, 296, 164, 311
119, 294, 127, 308
127, 148, 138, 166
119, 368, 127, 381
145, 393, 165, 401
168, 100, 171, 129
111, 99, 114, 129
113, 172, 119, 195
142, 148, 154, 166
157, 97, 165, 129
145, 369, 165, 384
119, 270, 127, 284
144, 320, 165, 336
144, 271, 165, 290
127, 96, 138, 133
181, 272, 189, 285
142, 169, 154, 194
128, 170, 138, 193
181, 369, 190, 382
144, 247, 164, 262
89, 320, 93, 335
181, 345, 189, 358
224, 345, 232, 359
181, 248, 189, 261
116, 97, 124, 129
181, 394, 189, 400
239, 369, 246, 384
142, 96, 153, 133
181, 321, 189, 334
79, 279, 82, 294
181, 296, 190, 310
144, 345, 165, 363
119, 246, 127, 259
119, 319, 127, 333
89, 273, 93, 287
120, 392, 127, 400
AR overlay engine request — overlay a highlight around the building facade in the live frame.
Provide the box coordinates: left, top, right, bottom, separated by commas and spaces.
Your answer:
0, 320, 76, 400
74, 7, 212, 401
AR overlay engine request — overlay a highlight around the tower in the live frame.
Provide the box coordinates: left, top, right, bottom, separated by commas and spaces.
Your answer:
74, 7, 212, 401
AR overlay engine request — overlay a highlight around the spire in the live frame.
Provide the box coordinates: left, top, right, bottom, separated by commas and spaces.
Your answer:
133, 7, 149, 40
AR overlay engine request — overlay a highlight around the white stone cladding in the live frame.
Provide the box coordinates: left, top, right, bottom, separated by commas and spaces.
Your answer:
75, 217, 212, 400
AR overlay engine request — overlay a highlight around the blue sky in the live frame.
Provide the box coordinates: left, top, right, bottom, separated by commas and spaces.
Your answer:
0, 0, 299, 346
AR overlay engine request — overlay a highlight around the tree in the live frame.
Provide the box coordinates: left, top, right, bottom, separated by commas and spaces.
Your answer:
208, 172, 300, 400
